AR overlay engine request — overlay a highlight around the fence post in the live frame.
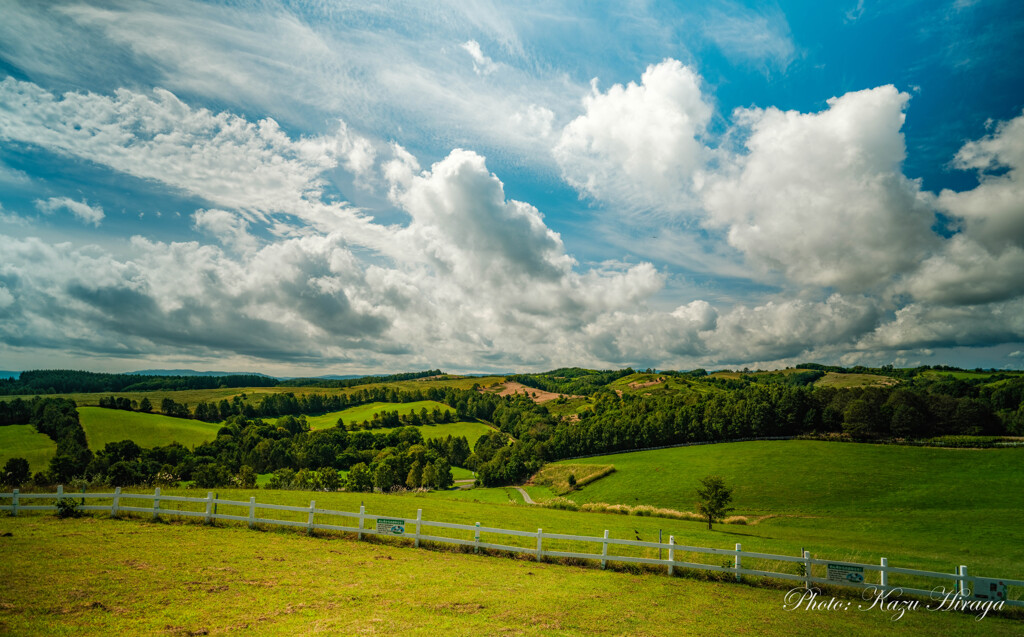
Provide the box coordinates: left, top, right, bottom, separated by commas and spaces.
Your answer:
536, 528, 543, 561
601, 530, 609, 570
56, 484, 63, 507
12, 489, 18, 517
204, 492, 214, 525
475, 522, 481, 554
248, 496, 256, 529
958, 565, 969, 598
880, 557, 888, 592
414, 509, 422, 548
735, 543, 742, 582
803, 550, 812, 589
668, 536, 675, 576
307, 500, 316, 536
152, 487, 161, 521
111, 487, 121, 518
358, 505, 365, 540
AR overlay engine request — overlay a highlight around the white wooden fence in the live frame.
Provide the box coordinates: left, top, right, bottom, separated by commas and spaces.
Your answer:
3, 486, 1021, 608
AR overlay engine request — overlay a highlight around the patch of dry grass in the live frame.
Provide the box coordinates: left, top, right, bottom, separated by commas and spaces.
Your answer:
530, 464, 615, 495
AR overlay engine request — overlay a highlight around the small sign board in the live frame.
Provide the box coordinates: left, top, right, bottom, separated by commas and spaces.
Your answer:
376, 518, 405, 535
971, 578, 1007, 600
827, 563, 865, 584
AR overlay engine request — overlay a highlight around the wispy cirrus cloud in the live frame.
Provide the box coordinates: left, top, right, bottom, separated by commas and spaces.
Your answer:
700, 2, 796, 71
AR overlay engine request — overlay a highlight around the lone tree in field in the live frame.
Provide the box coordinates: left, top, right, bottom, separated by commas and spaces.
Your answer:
695, 475, 734, 530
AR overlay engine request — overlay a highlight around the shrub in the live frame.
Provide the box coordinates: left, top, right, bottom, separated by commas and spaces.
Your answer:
55, 498, 81, 519
235, 465, 257, 489
2, 457, 30, 487
192, 463, 232, 489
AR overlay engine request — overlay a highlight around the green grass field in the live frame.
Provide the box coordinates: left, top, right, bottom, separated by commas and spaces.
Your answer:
919, 370, 1024, 382
0, 425, 57, 475
551, 441, 1024, 580
373, 421, 494, 448
1, 493, 1021, 635
79, 407, 223, 450
305, 400, 454, 430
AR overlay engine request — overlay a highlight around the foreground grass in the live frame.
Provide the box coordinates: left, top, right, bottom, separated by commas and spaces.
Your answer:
0, 425, 56, 474
28, 484, 1017, 594
1, 514, 1020, 636
79, 407, 223, 450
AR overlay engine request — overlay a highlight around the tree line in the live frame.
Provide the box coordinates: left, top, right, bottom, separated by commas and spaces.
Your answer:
0, 369, 443, 395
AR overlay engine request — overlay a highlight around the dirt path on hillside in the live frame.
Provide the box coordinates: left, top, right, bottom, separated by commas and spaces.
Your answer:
514, 486, 535, 504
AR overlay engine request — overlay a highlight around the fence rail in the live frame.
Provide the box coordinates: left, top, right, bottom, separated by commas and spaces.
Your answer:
3, 486, 1021, 608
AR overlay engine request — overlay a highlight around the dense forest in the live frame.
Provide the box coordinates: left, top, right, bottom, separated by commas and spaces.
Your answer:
3, 365, 1023, 492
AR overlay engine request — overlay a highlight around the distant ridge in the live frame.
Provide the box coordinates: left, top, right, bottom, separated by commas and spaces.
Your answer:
129, 370, 374, 380
130, 369, 278, 378
0, 371, 20, 379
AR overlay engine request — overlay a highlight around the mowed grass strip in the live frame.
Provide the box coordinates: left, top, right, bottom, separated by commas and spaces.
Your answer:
0, 425, 57, 474
2, 516, 1021, 636
79, 407, 223, 450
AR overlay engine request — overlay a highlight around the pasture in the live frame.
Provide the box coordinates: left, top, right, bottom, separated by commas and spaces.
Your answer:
0, 425, 56, 475
79, 407, 223, 450
305, 400, 453, 430
373, 421, 494, 448
1, 492, 1021, 635
552, 441, 1024, 579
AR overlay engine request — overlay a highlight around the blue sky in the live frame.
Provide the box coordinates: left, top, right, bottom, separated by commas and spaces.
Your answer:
1, 0, 1023, 375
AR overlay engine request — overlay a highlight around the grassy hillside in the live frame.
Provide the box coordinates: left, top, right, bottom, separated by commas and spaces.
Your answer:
5, 515, 1018, 635
306, 400, 454, 430
375, 421, 494, 447
0, 425, 57, 474
79, 407, 223, 450
813, 372, 899, 388
551, 441, 1024, 579
557, 441, 1022, 515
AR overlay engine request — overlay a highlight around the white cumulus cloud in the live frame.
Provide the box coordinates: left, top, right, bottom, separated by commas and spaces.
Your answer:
554, 59, 713, 214
34, 196, 105, 226
702, 85, 938, 291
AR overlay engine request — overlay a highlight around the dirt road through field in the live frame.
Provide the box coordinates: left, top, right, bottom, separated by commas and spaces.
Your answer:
515, 486, 535, 504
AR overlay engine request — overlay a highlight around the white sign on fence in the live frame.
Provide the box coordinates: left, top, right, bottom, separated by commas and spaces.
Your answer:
376, 518, 405, 535
827, 563, 864, 583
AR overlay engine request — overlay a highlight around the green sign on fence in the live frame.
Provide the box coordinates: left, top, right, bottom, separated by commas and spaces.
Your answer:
376, 518, 405, 535
827, 563, 865, 584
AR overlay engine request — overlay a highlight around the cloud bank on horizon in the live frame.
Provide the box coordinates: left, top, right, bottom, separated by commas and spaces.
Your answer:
0, 0, 1023, 375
